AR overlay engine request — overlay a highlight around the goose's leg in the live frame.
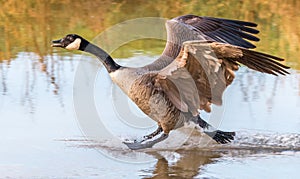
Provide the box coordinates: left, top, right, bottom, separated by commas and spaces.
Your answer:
123, 127, 168, 150
195, 115, 235, 144
142, 127, 163, 140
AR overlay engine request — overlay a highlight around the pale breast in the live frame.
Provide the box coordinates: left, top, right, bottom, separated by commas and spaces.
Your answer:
109, 67, 145, 94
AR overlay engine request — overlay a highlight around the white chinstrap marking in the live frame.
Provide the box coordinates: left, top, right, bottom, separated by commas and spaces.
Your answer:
66, 38, 81, 50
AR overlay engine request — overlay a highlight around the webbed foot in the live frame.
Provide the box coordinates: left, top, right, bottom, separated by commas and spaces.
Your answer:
195, 115, 235, 144
205, 130, 235, 144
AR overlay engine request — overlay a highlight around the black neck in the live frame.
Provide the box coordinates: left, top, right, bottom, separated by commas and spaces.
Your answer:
80, 39, 121, 73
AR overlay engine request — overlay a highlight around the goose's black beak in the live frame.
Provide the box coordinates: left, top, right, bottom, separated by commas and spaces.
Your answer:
51, 39, 63, 47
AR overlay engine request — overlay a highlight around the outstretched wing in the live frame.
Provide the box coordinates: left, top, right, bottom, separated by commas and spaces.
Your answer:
154, 41, 289, 116
170, 15, 259, 49
147, 15, 262, 71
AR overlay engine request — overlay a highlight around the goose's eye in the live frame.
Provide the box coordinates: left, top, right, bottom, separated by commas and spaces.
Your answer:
67, 36, 74, 41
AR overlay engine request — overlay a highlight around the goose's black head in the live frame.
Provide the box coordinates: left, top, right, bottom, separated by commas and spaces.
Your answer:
52, 34, 88, 51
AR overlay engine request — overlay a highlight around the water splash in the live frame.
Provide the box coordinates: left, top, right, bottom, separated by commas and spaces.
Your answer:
232, 131, 300, 150
63, 126, 300, 152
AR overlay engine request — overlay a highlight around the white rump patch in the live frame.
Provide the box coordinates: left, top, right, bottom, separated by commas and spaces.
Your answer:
66, 38, 81, 50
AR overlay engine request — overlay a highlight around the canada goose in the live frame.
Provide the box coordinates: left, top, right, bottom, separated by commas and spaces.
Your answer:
52, 15, 289, 150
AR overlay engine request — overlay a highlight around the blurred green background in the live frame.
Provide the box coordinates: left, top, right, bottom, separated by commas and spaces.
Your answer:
0, 0, 299, 68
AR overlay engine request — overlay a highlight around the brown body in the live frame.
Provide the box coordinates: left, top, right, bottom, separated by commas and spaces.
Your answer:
128, 73, 184, 133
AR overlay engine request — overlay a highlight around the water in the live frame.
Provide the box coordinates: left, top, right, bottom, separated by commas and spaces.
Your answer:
1, 52, 299, 178
1, 1, 300, 178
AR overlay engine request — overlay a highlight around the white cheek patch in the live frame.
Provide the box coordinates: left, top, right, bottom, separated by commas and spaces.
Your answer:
66, 38, 81, 50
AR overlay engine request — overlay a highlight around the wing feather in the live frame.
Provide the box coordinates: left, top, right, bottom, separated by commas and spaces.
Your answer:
172, 15, 260, 48
145, 15, 263, 71
154, 40, 289, 115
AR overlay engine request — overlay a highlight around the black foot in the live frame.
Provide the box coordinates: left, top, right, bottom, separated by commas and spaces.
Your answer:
123, 133, 169, 150
205, 130, 235, 144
